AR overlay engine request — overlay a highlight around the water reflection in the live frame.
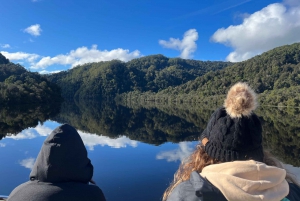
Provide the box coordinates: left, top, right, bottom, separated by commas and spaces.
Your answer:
156, 142, 195, 162
0, 103, 60, 139
19, 158, 35, 170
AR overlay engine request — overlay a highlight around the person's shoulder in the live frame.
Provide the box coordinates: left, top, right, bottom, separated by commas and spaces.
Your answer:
286, 183, 300, 201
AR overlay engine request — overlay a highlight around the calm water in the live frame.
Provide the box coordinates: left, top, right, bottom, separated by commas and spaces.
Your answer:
0, 101, 299, 200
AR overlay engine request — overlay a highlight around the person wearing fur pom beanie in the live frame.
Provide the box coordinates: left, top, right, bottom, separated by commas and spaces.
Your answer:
163, 82, 300, 201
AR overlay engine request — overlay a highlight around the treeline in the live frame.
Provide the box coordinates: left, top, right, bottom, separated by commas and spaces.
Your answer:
46, 55, 232, 100
119, 43, 300, 107
0, 54, 62, 104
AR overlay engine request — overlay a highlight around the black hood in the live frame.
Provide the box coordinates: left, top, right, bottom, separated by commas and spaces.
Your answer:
29, 124, 93, 183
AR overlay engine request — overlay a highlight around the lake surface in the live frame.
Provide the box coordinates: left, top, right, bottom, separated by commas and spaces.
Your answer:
0, 101, 299, 200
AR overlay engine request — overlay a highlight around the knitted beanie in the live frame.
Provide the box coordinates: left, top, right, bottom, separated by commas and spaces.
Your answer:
200, 82, 264, 162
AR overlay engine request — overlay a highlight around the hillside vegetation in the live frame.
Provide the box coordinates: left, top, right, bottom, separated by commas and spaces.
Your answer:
46, 55, 232, 100
0, 54, 62, 104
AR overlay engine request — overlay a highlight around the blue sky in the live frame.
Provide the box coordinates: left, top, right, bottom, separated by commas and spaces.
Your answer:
1, 0, 300, 73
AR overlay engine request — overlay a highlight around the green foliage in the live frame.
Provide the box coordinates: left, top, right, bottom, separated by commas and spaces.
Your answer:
46, 55, 232, 101
0, 54, 62, 105
0, 53, 9, 65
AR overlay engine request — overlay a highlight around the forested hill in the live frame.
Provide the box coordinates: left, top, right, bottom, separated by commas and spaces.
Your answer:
120, 43, 300, 107
46, 54, 232, 100
158, 43, 300, 96
0, 54, 62, 104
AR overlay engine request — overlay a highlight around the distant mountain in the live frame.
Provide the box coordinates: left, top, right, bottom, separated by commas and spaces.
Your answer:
0, 53, 62, 104
46, 54, 232, 100
121, 43, 300, 107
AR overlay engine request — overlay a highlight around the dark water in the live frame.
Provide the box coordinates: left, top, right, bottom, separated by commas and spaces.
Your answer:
0, 101, 299, 200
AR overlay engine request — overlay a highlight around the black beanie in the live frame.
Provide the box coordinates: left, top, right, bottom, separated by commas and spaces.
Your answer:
200, 82, 264, 162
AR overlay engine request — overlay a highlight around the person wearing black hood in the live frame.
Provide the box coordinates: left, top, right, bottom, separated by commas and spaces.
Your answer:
7, 124, 106, 201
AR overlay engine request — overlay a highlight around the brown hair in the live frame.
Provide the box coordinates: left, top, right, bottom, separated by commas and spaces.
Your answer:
163, 144, 300, 201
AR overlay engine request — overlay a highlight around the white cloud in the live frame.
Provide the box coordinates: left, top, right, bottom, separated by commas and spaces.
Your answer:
1, 51, 39, 64
1, 44, 10, 48
24, 24, 42, 36
31, 45, 141, 69
156, 142, 194, 162
211, 3, 300, 62
20, 157, 35, 169
2, 45, 141, 70
78, 131, 138, 150
0, 143, 6, 147
159, 29, 198, 59
38, 70, 62, 74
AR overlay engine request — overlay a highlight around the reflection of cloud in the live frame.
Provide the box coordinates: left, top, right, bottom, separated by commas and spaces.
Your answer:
285, 164, 300, 183
156, 142, 194, 162
20, 157, 35, 169
0, 143, 6, 147
78, 131, 138, 150
34, 124, 52, 136
7, 130, 36, 140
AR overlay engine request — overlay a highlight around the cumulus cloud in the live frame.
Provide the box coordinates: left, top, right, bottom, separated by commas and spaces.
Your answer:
211, 3, 300, 62
24, 24, 42, 36
159, 29, 198, 59
156, 142, 194, 162
20, 157, 35, 169
78, 131, 138, 150
1, 44, 10, 48
0, 51, 39, 64
1, 45, 141, 70
31, 45, 141, 69
0, 143, 6, 147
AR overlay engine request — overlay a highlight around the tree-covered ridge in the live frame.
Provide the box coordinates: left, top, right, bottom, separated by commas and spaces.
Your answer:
46, 55, 232, 100
0, 54, 62, 104
158, 43, 300, 96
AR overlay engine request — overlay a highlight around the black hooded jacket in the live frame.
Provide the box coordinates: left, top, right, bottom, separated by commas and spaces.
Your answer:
8, 124, 106, 201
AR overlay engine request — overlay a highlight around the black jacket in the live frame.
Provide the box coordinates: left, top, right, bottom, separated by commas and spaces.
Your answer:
8, 124, 106, 201
166, 171, 300, 201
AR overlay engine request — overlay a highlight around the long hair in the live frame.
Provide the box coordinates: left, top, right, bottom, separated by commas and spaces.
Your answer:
162, 144, 218, 201
163, 143, 300, 201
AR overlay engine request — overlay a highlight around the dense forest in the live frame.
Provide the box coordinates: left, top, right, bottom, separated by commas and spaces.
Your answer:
0, 54, 62, 104
46, 55, 232, 100
119, 43, 300, 107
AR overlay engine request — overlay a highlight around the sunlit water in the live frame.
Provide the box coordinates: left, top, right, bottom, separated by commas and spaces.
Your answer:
0, 121, 198, 201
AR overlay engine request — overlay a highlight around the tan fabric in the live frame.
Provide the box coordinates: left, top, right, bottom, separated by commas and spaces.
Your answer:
200, 160, 289, 201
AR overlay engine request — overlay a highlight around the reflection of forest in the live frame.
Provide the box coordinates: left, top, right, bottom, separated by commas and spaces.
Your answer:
51, 100, 200, 145
2, 99, 299, 166
119, 101, 300, 166
0, 103, 61, 140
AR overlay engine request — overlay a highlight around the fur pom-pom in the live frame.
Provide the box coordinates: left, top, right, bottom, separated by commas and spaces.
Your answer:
224, 82, 257, 118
